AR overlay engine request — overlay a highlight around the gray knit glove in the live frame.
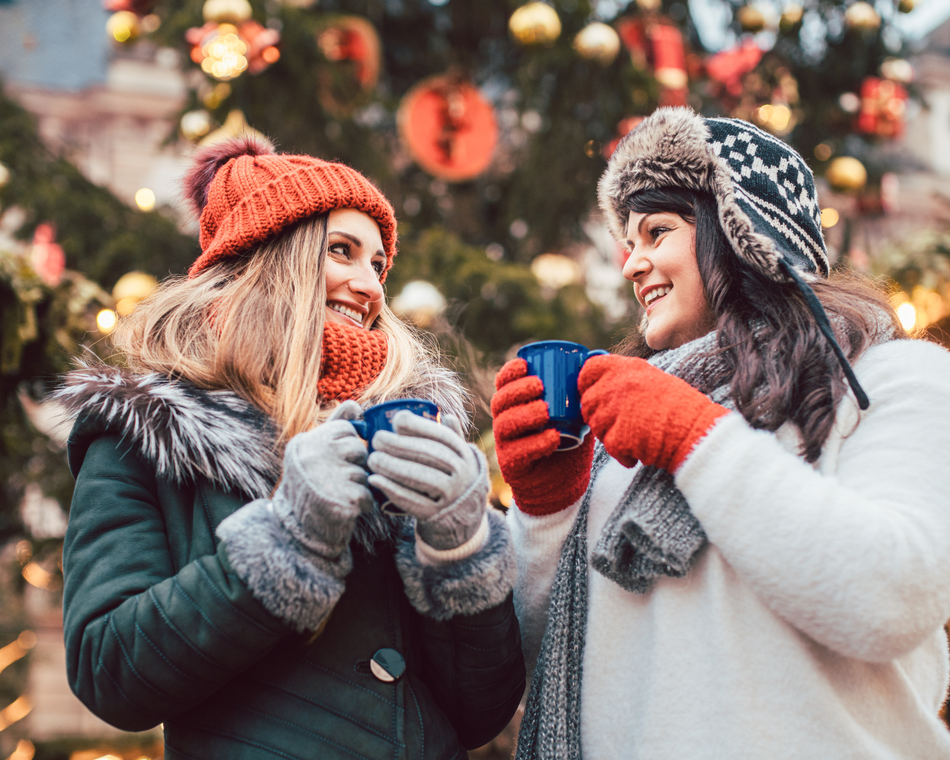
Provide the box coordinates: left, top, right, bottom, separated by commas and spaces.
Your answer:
367, 411, 488, 551
271, 400, 374, 558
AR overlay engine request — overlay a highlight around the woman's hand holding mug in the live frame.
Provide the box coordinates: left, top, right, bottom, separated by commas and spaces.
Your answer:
578, 354, 730, 473
272, 400, 374, 560
491, 343, 604, 517
367, 412, 488, 551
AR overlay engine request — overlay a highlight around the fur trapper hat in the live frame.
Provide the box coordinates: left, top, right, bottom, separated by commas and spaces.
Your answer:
599, 107, 869, 409
598, 107, 828, 281
184, 135, 397, 280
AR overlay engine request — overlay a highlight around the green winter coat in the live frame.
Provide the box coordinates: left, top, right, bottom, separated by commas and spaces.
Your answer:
59, 367, 525, 760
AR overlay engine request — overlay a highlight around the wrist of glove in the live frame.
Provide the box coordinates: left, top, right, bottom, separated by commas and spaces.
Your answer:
367, 412, 487, 552
578, 354, 730, 473
272, 400, 374, 559
491, 358, 594, 517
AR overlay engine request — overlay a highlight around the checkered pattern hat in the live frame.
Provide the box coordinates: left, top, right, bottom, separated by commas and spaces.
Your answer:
599, 107, 829, 281
598, 107, 868, 409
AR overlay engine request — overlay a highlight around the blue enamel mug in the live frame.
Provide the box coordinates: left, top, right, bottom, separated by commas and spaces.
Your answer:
350, 399, 440, 514
516, 341, 608, 450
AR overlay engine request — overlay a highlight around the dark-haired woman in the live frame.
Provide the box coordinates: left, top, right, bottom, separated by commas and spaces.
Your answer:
492, 108, 950, 759
58, 137, 524, 759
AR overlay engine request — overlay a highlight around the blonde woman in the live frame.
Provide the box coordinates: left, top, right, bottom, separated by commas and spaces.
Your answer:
58, 137, 524, 760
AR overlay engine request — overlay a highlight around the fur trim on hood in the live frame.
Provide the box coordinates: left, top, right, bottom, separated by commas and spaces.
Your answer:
55, 365, 282, 498
54, 362, 471, 500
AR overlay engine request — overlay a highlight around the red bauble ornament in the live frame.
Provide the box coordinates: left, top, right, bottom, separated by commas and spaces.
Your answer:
398, 75, 498, 182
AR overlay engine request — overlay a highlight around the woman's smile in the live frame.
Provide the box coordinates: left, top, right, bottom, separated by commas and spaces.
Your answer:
327, 300, 368, 327
640, 284, 673, 312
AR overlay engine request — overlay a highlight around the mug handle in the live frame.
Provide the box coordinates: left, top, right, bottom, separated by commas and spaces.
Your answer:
586, 349, 608, 359
349, 420, 368, 440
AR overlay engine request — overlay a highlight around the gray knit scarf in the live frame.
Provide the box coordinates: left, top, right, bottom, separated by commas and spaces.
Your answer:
516, 317, 896, 760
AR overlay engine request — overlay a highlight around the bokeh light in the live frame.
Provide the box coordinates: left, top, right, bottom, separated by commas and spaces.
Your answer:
135, 188, 156, 211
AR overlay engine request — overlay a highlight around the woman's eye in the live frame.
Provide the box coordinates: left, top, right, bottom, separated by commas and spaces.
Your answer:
650, 226, 670, 240
372, 261, 385, 277
329, 242, 350, 258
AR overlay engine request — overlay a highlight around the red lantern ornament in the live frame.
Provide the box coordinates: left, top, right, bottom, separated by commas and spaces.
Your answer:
398, 75, 498, 182
855, 76, 907, 139
650, 24, 688, 106
30, 223, 65, 287
315, 16, 382, 116
617, 17, 689, 105
616, 17, 649, 69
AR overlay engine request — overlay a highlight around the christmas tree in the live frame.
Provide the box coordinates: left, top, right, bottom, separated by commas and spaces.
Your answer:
0, 0, 939, 753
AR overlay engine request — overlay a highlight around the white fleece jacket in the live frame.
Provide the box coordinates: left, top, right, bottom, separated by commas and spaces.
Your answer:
510, 339, 950, 759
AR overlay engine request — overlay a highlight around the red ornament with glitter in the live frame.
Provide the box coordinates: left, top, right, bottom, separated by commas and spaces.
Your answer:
856, 77, 907, 139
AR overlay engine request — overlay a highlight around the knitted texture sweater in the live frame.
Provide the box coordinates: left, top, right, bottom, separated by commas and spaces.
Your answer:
510, 339, 950, 760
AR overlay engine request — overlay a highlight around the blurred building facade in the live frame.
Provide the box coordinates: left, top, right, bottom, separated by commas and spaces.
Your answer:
0, 0, 190, 212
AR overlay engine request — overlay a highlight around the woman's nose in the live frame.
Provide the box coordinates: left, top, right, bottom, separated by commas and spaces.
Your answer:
621, 249, 650, 282
350, 261, 384, 302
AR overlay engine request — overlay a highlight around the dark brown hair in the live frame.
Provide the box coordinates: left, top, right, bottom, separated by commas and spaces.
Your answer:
616, 188, 905, 462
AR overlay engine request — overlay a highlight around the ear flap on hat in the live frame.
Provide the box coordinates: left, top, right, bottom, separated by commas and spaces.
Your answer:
183, 134, 276, 216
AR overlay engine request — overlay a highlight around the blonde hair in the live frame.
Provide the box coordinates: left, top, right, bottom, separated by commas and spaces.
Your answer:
113, 214, 468, 445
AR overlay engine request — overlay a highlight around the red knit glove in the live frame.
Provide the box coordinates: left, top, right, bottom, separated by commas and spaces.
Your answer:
578, 354, 730, 473
491, 359, 594, 516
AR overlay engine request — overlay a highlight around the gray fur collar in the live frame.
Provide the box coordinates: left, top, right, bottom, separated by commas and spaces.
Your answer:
55, 365, 282, 498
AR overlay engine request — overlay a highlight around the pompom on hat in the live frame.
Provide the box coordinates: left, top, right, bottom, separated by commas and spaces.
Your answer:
183, 134, 397, 280
598, 107, 869, 410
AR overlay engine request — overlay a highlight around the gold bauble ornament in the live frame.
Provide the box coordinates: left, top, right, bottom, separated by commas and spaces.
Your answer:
509, 2, 562, 47
898, 0, 915, 12
181, 110, 213, 141
635, 0, 662, 10
845, 2, 881, 31
737, 5, 766, 33
779, 4, 804, 32
826, 156, 867, 192
203, 0, 253, 24
573, 22, 621, 66
112, 271, 159, 316
106, 11, 141, 43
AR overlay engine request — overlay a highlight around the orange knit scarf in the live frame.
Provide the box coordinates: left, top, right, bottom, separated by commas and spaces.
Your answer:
318, 321, 389, 401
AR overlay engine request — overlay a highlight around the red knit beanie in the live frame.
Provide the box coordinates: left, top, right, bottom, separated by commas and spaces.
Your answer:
183, 135, 397, 280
